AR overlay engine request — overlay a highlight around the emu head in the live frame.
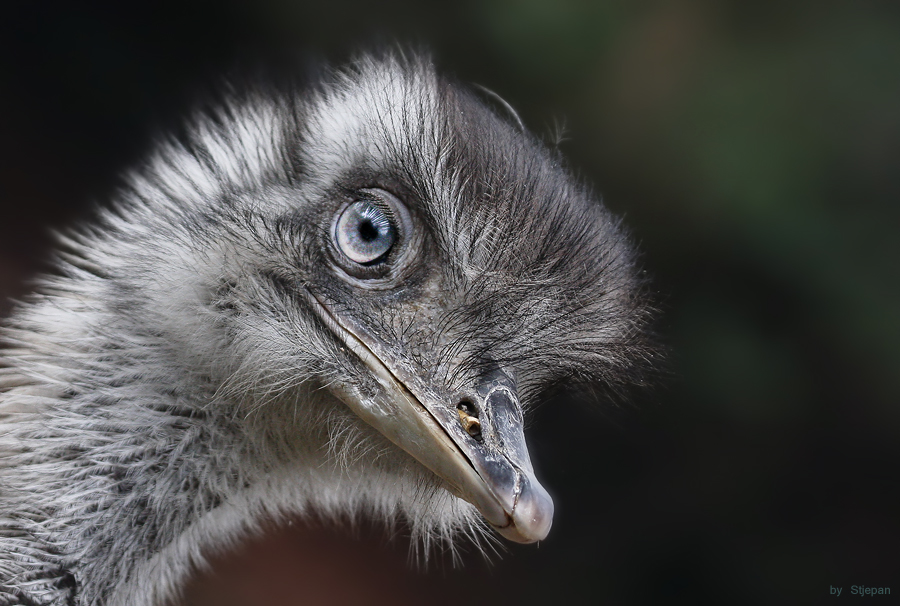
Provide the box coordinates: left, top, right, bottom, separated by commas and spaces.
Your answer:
0, 52, 652, 605
175, 56, 649, 542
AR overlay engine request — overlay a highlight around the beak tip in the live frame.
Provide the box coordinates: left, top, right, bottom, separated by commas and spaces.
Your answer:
494, 474, 554, 544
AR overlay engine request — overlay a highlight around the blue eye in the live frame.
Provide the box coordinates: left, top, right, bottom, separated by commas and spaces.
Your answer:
335, 201, 396, 265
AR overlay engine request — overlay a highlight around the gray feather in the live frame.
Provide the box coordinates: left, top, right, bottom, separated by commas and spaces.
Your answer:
0, 53, 653, 606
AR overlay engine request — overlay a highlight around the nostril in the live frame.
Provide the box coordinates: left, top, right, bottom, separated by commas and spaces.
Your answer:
456, 399, 483, 441
456, 399, 476, 415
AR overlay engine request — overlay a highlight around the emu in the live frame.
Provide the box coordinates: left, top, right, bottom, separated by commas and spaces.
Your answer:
0, 53, 652, 606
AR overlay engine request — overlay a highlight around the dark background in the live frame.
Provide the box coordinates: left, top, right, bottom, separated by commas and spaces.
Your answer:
2, 1, 898, 604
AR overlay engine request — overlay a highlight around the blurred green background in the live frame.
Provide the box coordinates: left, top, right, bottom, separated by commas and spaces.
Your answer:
1, 1, 898, 604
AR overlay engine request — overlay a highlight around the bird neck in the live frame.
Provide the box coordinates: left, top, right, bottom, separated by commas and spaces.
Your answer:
1, 288, 473, 606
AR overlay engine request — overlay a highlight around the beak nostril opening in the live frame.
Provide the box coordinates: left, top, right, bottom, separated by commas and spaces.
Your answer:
456, 400, 483, 441
456, 399, 476, 416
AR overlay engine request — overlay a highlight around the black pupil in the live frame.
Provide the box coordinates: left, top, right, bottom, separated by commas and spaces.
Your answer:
358, 219, 379, 242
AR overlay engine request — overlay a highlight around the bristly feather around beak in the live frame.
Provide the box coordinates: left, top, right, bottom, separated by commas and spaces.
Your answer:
308, 288, 553, 543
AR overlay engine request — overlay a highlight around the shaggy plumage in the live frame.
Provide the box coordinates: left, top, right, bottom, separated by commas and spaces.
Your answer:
0, 53, 653, 606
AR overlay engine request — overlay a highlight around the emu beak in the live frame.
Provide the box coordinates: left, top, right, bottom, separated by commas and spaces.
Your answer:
340, 356, 553, 543
314, 294, 553, 543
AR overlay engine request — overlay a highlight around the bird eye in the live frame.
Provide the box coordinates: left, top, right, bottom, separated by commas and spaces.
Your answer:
335, 201, 396, 265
